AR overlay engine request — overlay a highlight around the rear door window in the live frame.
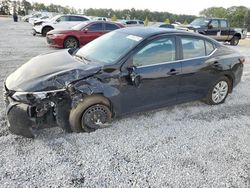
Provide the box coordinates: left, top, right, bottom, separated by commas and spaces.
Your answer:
181, 37, 206, 59
210, 20, 219, 28
105, 23, 119, 31
87, 23, 103, 31
56, 16, 70, 22
70, 16, 88, 22
205, 41, 215, 55
220, 20, 228, 28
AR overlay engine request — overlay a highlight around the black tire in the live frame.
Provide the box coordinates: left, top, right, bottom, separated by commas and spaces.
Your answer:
205, 76, 231, 105
42, 26, 53, 37
69, 95, 112, 133
63, 37, 79, 49
230, 35, 240, 46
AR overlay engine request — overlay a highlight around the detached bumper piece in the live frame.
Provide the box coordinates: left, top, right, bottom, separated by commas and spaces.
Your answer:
7, 103, 34, 138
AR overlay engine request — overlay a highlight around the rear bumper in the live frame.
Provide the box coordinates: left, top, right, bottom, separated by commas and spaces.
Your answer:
233, 63, 243, 88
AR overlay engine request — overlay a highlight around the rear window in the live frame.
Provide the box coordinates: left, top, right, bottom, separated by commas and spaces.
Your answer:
105, 23, 119, 31
181, 37, 206, 59
70, 16, 88, 21
205, 41, 215, 55
220, 20, 228, 28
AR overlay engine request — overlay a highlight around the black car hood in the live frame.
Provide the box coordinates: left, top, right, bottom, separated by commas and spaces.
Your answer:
6, 50, 102, 92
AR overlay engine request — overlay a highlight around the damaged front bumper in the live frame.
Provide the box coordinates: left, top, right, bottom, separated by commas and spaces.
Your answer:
3, 84, 71, 138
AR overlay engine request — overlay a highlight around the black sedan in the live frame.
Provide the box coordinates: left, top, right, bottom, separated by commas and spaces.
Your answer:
4, 27, 244, 138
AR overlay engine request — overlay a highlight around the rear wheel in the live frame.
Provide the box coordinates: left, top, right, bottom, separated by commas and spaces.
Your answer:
69, 95, 112, 133
205, 76, 231, 105
64, 37, 79, 49
230, 35, 240, 46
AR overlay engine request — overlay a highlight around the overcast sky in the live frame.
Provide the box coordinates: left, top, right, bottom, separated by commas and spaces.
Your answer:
31, 0, 250, 16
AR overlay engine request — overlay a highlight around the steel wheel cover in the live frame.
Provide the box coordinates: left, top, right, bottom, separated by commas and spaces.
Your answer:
81, 105, 109, 129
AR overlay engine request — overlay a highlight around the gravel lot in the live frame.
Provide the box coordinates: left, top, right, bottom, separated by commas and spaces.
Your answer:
0, 18, 250, 187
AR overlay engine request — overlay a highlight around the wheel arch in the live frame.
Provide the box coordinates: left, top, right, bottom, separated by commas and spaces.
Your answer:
73, 93, 114, 116
234, 33, 241, 40
223, 73, 234, 93
42, 25, 54, 32
63, 36, 80, 48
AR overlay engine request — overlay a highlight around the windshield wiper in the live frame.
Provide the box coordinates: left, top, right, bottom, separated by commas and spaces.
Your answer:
74, 54, 92, 64
82, 56, 92, 62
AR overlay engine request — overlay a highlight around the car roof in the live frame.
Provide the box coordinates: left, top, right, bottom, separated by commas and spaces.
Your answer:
116, 27, 222, 46
117, 27, 188, 38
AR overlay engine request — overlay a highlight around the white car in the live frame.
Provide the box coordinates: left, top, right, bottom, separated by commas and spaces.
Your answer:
29, 15, 51, 25
120, 20, 144, 27
32, 15, 90, 36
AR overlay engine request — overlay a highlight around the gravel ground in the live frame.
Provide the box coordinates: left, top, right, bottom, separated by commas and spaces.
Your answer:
0, 18, 250, 187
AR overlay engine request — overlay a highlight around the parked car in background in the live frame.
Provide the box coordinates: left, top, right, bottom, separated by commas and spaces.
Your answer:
93, 17, 108, 21
151, 22, 188, 31
32, 14, 90, 36
46, 21, 124, 48
4, 27, 244, 138
120, 20, 144, 27
188, 18, 248, 45
22, 12, 42, 22
33, 16, 52, 26
29, 15, 51, 25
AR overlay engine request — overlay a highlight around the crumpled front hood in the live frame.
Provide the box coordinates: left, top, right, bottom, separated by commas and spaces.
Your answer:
6, 50, 101, 92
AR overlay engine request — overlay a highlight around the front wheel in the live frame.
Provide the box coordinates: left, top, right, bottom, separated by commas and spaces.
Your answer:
69, 96, 112, 133
64, 37, 79, 49
42, 27, 53, 37
205, 77, 231, 105
230, 36, 240, 46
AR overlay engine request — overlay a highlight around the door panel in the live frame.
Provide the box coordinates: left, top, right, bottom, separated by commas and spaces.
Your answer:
79, 23, 104, 45
206, 20, 221, 40
119, 36, 181, 114
178, 36, 219, 101
120, 63, 181, 114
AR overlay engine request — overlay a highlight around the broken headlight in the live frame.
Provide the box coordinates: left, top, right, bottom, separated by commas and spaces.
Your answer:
11, 89, 66, 104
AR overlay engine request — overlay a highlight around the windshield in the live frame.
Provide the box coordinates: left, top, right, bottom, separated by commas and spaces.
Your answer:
190, 18, 210, 27
76, 31, 143, 65
72, 22, 89, 30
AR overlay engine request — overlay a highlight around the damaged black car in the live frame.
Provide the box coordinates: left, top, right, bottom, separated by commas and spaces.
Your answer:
4, 27, 244, 138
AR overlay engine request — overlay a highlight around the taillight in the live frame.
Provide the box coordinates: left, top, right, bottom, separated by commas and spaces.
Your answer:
239, 57, 245, 64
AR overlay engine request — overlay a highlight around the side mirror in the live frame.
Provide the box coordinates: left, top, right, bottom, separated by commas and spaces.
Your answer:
208, 24, 213, 29
84, 28, 88, 33
128, 66, 141, 88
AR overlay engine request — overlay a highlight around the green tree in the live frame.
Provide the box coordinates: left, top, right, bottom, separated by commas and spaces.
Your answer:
21, 0, 31, 15
144, 17, 149, 26
111, 14, 117, 21
183, 20, 188, 25
0, 0, 11, 15
164, 18, 170, 24
199, 7, 227, 18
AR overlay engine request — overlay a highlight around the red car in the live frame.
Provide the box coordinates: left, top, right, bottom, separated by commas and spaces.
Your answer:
46, 21, 124, 48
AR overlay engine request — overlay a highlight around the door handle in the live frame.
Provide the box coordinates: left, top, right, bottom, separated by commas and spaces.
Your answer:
167, 69, 179, 75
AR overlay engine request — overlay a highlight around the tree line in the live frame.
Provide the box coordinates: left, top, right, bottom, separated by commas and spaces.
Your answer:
0, 0, 249, 29
0, 0, 195, 23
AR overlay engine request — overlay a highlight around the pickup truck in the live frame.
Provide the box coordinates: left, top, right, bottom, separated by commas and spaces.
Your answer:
188, 18, 247, 46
